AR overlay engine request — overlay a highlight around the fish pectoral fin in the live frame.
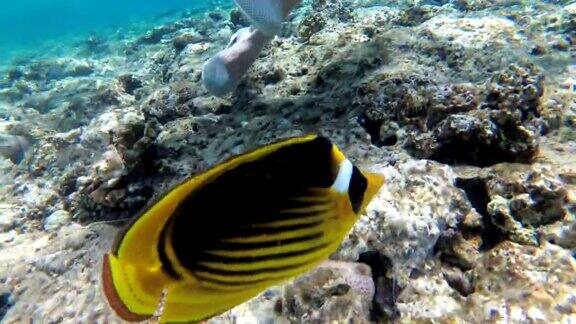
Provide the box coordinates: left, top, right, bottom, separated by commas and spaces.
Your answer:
102, 253, 171, 321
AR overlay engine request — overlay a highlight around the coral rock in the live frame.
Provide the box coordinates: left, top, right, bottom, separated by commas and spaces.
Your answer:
0, 134, 29, 164
467, 242, 576, 322
172, 33, 197, 52
44, 210, 71, 232
483, 163, 571, 245
341, 161, 470, 284
298, 12, 326, 40
282, 261, 374, 323
117, 74, 143, 95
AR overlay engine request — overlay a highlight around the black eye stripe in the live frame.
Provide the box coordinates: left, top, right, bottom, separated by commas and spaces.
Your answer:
348, 166, 367, 213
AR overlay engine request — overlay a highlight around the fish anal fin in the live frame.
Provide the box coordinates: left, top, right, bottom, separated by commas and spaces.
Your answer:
102, 253, 172, 321
160, 283, 263, 322
102, 254, 152, 322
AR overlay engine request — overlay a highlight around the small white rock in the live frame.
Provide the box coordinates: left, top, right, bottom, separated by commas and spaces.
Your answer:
44, 210, 71, 232
0, 209, 17, 231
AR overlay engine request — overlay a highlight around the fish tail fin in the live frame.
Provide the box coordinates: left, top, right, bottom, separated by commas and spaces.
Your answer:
102, 253, 167, 322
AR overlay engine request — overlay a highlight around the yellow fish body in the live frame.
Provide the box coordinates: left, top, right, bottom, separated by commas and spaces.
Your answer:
102, 135, 384, 322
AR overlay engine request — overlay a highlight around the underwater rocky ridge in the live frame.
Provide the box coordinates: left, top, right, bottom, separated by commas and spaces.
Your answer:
0, 0, 575, 322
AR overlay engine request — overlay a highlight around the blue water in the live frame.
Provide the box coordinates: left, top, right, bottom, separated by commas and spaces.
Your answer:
0, 0, 230, 64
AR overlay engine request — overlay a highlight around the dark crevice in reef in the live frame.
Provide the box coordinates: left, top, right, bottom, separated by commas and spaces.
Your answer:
455, 177, 489, 218
435, 229, 475, 271
426, 111, 538, 167
455, 177, 506, 250
380, 133, 398, 146
358, 109, 385, 146
358, 108, 398, 147
429, 139, 526, 168
443, 269, 475, 297
358, 251, 401, 322
0, 293, 13, 321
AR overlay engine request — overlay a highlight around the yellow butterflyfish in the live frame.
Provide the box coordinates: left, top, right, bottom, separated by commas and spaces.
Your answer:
102, 134, 384, 322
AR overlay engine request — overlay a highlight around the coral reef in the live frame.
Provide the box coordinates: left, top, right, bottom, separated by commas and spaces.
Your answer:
338, 161, 469, 280
282, 261, 375, 322
298, 12, 326, 40
360, 64, 547, 167
486, 164, 570, 245
455, 241, 576, 322
0, 0, 574, 322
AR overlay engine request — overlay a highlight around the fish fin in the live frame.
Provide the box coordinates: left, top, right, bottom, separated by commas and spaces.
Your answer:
159, 283, 263, 322
102, 253, 170, 322
360, 172, 385, 213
